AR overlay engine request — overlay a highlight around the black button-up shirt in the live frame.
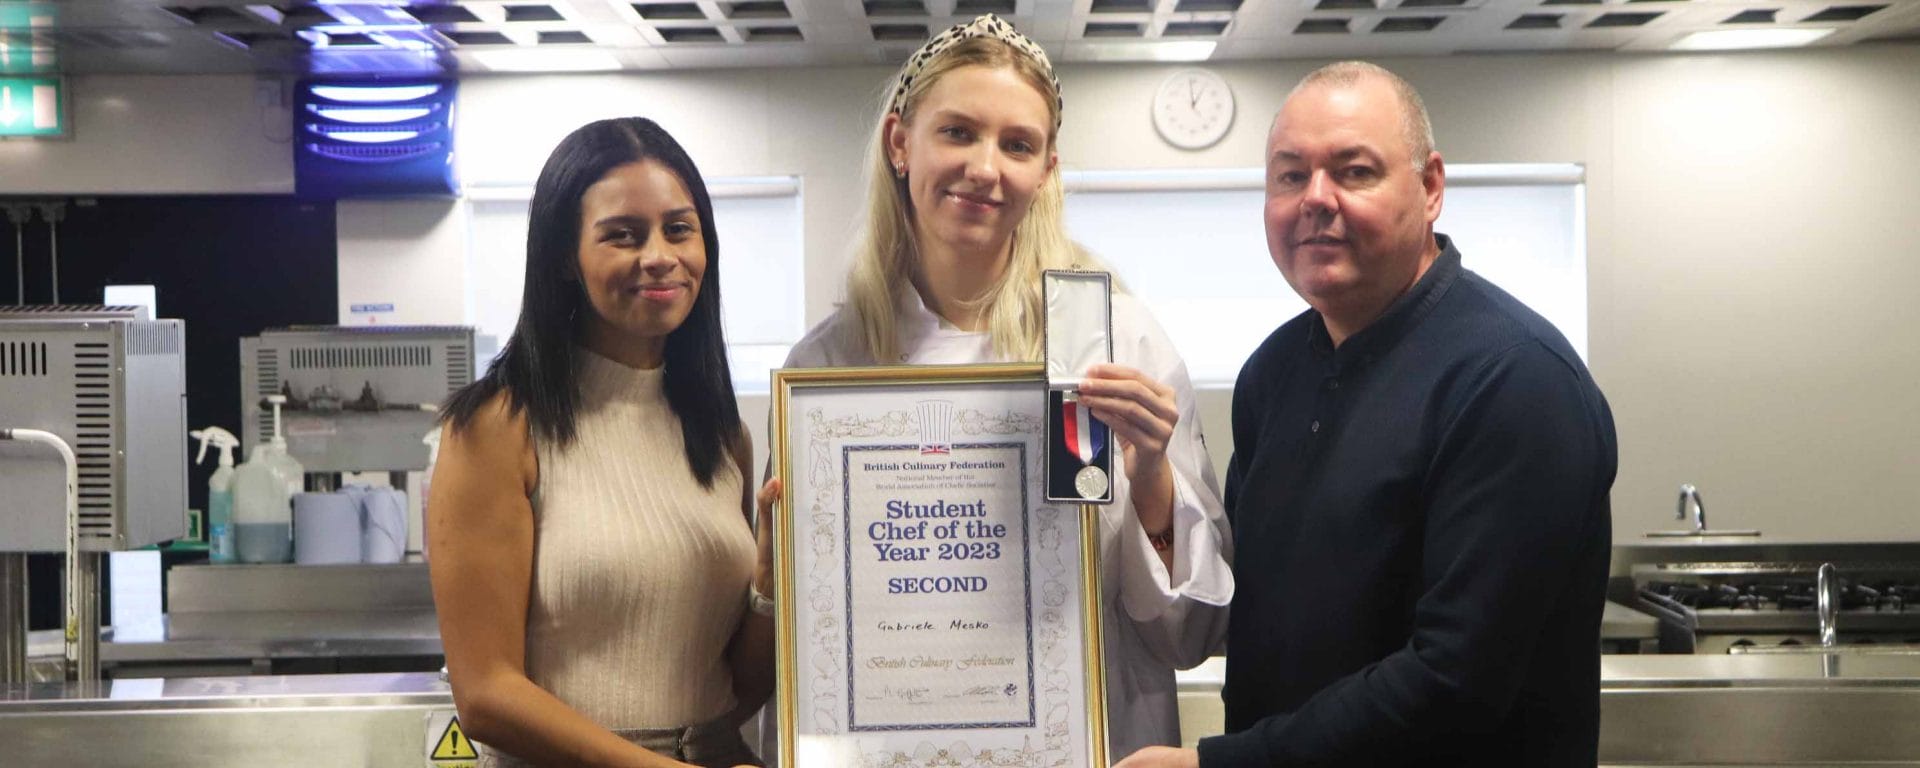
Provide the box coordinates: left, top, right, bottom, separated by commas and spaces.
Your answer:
1199, 235, 1617, 766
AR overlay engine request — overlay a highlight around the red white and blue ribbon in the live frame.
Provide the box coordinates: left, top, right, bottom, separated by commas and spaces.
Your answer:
1061, 397, 1108, 465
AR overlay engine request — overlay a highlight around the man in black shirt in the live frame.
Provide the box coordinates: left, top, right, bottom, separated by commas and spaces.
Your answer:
1116, 62, 1616, 767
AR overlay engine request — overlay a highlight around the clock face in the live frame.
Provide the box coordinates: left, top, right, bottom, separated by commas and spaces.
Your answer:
1152, 69, 1235, 150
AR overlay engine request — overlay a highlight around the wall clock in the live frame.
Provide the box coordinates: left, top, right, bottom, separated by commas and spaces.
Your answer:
1152, 68, 1234, 150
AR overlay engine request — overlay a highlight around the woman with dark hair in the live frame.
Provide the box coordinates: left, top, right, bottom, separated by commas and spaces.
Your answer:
429, 117, 771, 768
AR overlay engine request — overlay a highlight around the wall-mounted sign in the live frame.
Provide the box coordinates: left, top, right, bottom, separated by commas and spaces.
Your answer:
0, 76, 64, 138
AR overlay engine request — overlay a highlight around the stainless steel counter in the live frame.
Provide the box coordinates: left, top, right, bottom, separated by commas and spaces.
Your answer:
104, 610, 443, 663
7, 654, 1920, 766
1600, 655, 1920, 765
0, 673, 457, 767
1174, 654, 1920, 763
84, 562, 444, 676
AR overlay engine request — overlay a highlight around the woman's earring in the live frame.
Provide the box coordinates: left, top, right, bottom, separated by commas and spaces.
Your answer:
894, 164, 906, 179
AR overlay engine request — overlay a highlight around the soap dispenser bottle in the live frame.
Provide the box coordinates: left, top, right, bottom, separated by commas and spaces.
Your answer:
231, 442, 292, 563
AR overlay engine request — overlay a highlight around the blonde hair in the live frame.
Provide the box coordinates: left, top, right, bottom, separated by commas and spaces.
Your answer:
845, 36, 1093, 364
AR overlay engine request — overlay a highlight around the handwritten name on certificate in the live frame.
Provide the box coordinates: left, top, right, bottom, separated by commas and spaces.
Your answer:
842, 444, 1034, 730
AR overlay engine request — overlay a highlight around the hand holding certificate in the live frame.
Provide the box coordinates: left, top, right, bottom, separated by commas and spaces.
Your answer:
771, 364, 1108, 767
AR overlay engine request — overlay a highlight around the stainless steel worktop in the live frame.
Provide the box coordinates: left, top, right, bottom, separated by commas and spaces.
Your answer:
1, 670, 450, 707
1601, 652, 1920, 684
7, 653, 1920, 766
86, 562, 445, 673
104, 610, 443, 662
0, 673, 456, 767
1600, 654, 1920, 765
1174, 654, 1920, 764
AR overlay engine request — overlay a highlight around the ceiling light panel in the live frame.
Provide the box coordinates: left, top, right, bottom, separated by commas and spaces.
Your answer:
1670, 27, 1835, 49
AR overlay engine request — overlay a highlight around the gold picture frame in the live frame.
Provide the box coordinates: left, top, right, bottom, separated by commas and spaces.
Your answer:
771, 363, 1109, 767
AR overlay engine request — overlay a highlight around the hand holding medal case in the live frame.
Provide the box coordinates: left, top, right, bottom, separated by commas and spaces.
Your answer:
1043, 270, 1115, 504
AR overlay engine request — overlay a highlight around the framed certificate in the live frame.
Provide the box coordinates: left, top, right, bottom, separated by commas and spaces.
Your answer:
771, 363, 1109, 767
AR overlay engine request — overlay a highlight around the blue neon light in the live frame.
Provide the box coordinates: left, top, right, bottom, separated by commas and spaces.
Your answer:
320, 129, 422, 144
306, 104, 435, 123
308, 83, 442, 103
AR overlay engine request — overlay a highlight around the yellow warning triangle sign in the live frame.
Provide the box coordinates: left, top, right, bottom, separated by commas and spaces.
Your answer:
431, 716, 479, 760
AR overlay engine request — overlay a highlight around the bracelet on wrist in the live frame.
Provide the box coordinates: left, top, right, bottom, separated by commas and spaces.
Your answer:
746, 586, 775, 617
1146, 523, 1175, 552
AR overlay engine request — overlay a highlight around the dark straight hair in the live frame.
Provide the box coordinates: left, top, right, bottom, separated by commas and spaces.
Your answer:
441, 117, 740, 488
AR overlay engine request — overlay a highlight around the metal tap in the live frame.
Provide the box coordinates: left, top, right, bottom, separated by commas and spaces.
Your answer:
1648, 483, 1760, 537
1677, 484, 1707, 533
1818, 562, 1839, 649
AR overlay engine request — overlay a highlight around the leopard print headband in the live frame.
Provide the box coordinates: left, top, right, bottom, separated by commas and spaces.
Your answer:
887, 14, 1062, 130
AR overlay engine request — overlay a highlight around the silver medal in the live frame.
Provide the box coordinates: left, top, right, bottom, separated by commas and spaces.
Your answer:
1074, 465, 1109, 500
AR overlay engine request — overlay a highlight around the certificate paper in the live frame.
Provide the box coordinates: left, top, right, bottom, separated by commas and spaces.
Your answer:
773, 365, 1107, 767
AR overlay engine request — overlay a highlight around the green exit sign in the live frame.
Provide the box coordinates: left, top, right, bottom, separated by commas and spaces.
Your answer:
0, 76, 65, 138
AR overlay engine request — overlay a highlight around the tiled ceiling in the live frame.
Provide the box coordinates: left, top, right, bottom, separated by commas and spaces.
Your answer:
0, 0, 1914, 75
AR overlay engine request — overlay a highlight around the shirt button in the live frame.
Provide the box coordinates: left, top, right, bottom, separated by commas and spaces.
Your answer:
1325, 380, 1340, 391
1311, 420, 1321, 433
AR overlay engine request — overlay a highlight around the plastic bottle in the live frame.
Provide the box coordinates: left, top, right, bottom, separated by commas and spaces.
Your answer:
189, 426, 241, 564
231, 443, 292, 563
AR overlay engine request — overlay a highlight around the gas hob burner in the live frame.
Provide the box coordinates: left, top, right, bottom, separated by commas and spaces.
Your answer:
1643, 579, 1915, 612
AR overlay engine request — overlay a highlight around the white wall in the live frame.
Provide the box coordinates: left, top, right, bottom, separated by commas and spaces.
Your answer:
336, 198, 469, 326
0, 75, 293, 195
13, 43, 1920, 543
1064, 47, 1920, 543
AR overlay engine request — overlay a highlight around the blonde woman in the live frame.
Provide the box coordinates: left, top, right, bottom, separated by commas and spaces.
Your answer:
778, 15, 1233, 760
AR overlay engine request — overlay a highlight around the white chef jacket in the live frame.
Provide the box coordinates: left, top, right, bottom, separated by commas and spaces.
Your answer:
777, 287, 1234, 762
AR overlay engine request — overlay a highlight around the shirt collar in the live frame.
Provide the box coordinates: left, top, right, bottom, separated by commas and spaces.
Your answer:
1307, 233, 1462, 365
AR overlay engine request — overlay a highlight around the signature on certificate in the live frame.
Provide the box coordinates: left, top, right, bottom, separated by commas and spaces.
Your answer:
864, 685, 932, 704
948, 683, 1019, 701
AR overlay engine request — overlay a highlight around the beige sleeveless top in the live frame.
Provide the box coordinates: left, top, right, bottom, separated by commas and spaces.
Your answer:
524, 350, 754, 729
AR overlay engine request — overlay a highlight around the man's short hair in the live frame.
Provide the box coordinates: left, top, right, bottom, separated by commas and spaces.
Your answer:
1288, 61, 1436, 173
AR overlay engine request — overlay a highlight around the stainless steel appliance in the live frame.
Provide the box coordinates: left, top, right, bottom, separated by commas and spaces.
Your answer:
1634, 559, 1920, 654
239, 325, 473, 477
0, 305, 188, 552
0, 305, 189, 683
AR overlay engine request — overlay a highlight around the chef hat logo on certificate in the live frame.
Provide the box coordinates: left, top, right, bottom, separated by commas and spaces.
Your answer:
1044, 269, 1115, 504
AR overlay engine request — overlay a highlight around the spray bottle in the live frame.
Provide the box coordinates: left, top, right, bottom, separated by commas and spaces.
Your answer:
189, 426, 240, 564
